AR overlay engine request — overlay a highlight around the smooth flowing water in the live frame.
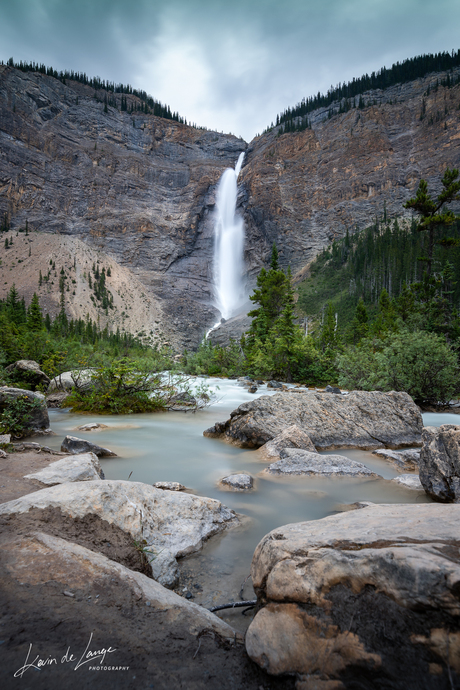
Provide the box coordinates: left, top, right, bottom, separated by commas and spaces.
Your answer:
46, 381, 443, 629
212, 152, 245, 322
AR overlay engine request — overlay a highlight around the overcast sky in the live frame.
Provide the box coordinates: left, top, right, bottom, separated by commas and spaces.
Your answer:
1, 0, 459, 141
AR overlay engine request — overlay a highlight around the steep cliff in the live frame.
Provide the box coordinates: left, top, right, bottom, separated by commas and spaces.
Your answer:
0, 65, 246, 348
241, 69, 460, 278
1, 64, 460, 348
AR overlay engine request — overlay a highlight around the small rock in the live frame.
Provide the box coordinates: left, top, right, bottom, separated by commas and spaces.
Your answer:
267, 380, 283, 389
61, 435, 117, 457
219, 473, 254, 491
263, 449, 380, 478
391, 474, 424, 491
0, 434, 11, 445
248, 385, 258, 394
153, 482, 186, 491
77, 422, 108, 431
325, 385, 341, 394
258, 424, 317, 461
0, 449, 7, 458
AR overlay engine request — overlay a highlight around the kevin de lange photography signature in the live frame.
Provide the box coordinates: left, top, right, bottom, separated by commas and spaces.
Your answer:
13, 632, 128, 677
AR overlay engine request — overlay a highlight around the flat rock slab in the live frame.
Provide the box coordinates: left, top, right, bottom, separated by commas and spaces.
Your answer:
372, 447, 420, 471
419, 425, 460, 502
0, 480, 238, 588
257, 424, 317, 462
24, 452, 104, 485
247, 503, 460, 688
262, 448, 380, 478
219, 473, 254, 491
61, 435, 117, 457
204, 390, 422, 450
391, 473, 424, 490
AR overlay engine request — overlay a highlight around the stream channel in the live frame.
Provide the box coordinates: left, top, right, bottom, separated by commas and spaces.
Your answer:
45, 378, 455, 631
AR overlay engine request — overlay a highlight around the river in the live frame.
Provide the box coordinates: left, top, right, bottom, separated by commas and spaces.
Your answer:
45, 379, 454, 630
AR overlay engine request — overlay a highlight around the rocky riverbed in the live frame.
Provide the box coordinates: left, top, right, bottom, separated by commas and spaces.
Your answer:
1, 383, 459, 688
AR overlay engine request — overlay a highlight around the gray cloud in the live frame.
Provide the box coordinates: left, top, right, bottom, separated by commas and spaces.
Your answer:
1, 0, 459, 141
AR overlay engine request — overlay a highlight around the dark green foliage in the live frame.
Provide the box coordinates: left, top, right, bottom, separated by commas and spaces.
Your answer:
297, 214, 460, 338
404, 168, 460, 276
0, 395, 43, 437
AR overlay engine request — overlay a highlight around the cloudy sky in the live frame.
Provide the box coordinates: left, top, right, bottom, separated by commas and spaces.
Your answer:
1, 0, 459, 141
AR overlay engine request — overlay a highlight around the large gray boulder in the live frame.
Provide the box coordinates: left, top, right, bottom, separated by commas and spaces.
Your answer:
5, 359, 50, 385
204, 390, 423, 450
61, 435, 117, 457
24, 452, 104, 485
262, 448, 380, 478
419, 424, 460, 502
0, 480, 239, 588
0, 387, 50, 435
246, 503, 460, 688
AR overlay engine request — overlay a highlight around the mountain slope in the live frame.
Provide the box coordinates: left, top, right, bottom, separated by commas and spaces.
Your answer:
1, 62, 460, 348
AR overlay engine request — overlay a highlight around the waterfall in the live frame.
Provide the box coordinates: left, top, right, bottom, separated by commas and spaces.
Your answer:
212, 152, 245, 323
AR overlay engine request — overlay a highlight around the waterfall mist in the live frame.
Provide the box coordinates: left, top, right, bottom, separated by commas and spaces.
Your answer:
212, 152, 246, 322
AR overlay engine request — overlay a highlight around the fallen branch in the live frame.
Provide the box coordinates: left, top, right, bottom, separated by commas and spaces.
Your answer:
239, 573, 252, 600
209, 599, 256, 613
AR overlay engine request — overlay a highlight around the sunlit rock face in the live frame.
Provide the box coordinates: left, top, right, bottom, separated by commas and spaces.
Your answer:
1, 64, 460, 348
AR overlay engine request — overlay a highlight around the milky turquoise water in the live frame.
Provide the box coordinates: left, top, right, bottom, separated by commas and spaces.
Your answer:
46, 380, 446, 628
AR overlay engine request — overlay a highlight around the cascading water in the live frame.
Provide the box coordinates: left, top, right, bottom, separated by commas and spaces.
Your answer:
209, 152, 245, 333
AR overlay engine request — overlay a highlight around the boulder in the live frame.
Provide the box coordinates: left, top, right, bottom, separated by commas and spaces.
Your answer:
24, 452, 104, 485
5, 359, 50, 385
47, 369, 95, 392
391, 473, 424, 490
219, 473, 254, 491
325, 384, 341, 394
0, 434, 11, 444
61, 435, 117, 457
419, 424, 460, 502
267, 380, 283, 389
247, 503, 460, 688
257, 424, 317, 461
248, 385, 258, 394
372, 447, 420, 471
204, 390, 422, 450
45, 390, 70, 408
0, 480, 238, 588
262, 448, 380, 478
0, 387, 50, 435
153, 481, 186, 491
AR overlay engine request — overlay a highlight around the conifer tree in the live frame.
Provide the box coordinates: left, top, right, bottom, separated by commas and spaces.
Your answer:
26, 293, 43, 331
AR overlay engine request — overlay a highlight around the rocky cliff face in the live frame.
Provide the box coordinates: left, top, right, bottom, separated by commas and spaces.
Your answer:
1, 65, 460, 348
241, 69, 460, 278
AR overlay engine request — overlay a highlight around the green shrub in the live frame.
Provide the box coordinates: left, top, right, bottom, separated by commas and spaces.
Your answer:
0, 395, 43, 437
